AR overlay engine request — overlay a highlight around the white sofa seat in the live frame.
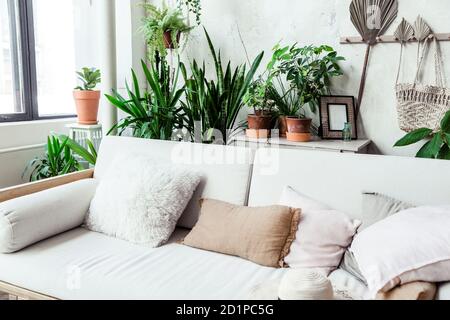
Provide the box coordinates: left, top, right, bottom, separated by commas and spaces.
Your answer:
0, 228, 287, 300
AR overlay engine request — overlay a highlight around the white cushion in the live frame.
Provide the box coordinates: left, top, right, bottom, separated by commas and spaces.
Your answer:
86, 155, 201, 247
0, 179, 98, 253
279, 186, 360, 275
0, 228, 288, 300
95, 137, 254, 229
351, 206, 450, 298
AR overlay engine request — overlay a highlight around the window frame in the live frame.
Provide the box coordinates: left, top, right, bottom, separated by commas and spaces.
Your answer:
0, 0, 76, 123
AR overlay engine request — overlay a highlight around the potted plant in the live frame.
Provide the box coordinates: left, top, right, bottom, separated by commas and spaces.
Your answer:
73, 67, 101, 125
140, 3, 193, 60
243, 77, 276, 139
269, 44, 344, 142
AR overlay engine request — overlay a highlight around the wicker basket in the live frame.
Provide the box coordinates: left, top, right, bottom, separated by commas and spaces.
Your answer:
396, 37, 450, 132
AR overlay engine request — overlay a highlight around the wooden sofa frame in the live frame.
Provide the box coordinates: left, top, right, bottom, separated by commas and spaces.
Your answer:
0, 169, 94, 300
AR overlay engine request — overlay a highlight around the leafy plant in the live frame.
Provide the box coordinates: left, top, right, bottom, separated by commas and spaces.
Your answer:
269, 44, 344, 118
140, 2, 193, 60
24, 136, 82, 182
243, 77, 276, 116
180, 28, 264, 144
75, 67, 101, 91
106, 58, 185, 140
178, 0, 201, 25
394, 111, 450, 160
59, 135, 98, 166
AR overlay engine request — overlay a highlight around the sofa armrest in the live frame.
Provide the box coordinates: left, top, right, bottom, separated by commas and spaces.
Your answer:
0, 169, 94, 203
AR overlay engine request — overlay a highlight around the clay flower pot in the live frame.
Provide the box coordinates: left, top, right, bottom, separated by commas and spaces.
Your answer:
247, 113, 273, 139
163, 31, 181, 49
286, 117, 312, 142
278, 116, 288, 138
73, 90, 100, 125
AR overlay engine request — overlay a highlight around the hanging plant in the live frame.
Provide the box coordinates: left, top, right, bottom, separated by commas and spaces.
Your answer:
178, 0, 202, 25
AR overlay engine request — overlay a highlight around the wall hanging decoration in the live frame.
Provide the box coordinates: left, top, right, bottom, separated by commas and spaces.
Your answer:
413, 16, 432, 65
349, 0, 399, 118
393, 18, 414, 83
395, 36, 450, 132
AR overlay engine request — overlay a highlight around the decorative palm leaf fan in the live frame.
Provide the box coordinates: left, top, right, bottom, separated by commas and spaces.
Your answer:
350, 0, 398, 117
413, 16, 432, 66
394, 18, 414, 83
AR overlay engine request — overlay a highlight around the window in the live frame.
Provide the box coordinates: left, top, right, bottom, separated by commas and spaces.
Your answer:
0, 0, 90, 122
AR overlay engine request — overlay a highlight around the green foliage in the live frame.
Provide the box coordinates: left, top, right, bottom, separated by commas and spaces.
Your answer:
75, 67, 101, 91
394, 110, 450, 160
178, 0, 201, 25
59, 135, 97, 166
140, 3, 193, 60
243, 77, 276, 115
266, 44, 345, 118
24, 136, 82, 182
180, 28, 264, 144
106, 58, 185, 140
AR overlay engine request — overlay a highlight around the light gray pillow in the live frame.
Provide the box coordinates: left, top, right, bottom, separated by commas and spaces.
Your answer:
0, 179, 98, 253
86, 155, 201, 248
340, 192, 414, 284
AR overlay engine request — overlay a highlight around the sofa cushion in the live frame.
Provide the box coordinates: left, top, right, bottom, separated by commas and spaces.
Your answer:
0, 179, 98, 253
95, 137, 254, 229
0, 228, 288, 300
86, 155, 201, 247
183, 199, 300, 268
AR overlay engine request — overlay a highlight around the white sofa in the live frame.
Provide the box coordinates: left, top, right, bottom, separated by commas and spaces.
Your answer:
0, 136, 449, 300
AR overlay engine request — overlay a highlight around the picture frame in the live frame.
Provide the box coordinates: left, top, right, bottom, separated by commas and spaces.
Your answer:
319, 96, 358, 140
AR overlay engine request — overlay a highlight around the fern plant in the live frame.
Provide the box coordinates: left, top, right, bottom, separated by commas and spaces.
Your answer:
140, 3, 193, 60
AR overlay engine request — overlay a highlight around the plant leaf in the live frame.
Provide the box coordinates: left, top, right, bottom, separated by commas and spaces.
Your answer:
394, 128, 433, 147
416, 134, 443, 159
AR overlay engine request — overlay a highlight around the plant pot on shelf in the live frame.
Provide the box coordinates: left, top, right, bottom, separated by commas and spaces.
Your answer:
247, 113, 273, 139
163, 31, 181, 49
278, 116, 288, 138
73, 90, 100, 125
286, 117, 312, 142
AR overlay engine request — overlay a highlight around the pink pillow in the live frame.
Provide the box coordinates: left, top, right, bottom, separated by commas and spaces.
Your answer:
279, 186, 361, 275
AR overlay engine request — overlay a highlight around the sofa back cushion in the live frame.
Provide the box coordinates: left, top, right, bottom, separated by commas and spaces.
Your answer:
249, 148, 450, 220
95, 137, 255, 229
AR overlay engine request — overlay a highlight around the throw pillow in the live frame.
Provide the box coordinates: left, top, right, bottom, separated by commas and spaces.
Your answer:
340, 192, 413, 284
183, 199, 300, 268
376, 282, 437, 300
86, 155, 201, 247
351, 206, 450, 298
279, 186, 361, 275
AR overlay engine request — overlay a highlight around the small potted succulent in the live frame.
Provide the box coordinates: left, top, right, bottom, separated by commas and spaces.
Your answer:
73, 67, 101, 125
140, 3, 193, 60
243, 78, 276, 139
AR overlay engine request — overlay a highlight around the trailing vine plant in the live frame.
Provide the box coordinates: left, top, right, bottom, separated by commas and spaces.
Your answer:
178, 0, 201, 25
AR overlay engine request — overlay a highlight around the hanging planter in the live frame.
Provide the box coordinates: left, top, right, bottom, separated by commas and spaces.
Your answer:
163, 30, 181, 49
349, 0, 398, 118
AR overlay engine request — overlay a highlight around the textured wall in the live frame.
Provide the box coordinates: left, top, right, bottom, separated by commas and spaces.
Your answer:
179, 0, 450, 156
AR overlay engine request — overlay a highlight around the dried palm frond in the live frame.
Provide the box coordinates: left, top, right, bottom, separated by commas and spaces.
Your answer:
394, 19, 414, 83
350, 0, 398, 118
413, 16, 432, 66
394, 18, 414, 43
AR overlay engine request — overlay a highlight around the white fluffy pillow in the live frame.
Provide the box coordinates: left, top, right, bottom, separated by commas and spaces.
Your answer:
279, 186, 361, 275
86, 155, 201, 247
351, 206, 450, 298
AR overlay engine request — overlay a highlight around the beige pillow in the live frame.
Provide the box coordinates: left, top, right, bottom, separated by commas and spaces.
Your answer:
183, 199, 300, 268
376, 282, 437, 300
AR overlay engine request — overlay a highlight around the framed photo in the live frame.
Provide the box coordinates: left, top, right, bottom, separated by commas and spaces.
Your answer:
319, 96, 357, 140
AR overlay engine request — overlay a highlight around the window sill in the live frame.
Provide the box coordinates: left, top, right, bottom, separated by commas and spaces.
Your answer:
0, 117, 77, 128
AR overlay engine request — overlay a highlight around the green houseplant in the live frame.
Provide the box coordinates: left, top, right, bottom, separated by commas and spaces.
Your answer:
73, 67, 101, 125
106, 59, 185, 140
140, 3, 193, 60
394, 111, 450, 160
268, 44, 344, 141
179, 29, 264, 144
178, 0, 202, 25
24, 136, 82, 182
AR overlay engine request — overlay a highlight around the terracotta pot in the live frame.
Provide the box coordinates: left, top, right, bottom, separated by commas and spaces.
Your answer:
73, 90, 100, 125
163, 31, 181, 49
247, 114, 272, 139
278, 116, 288, 138
286, 117, 312, 142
